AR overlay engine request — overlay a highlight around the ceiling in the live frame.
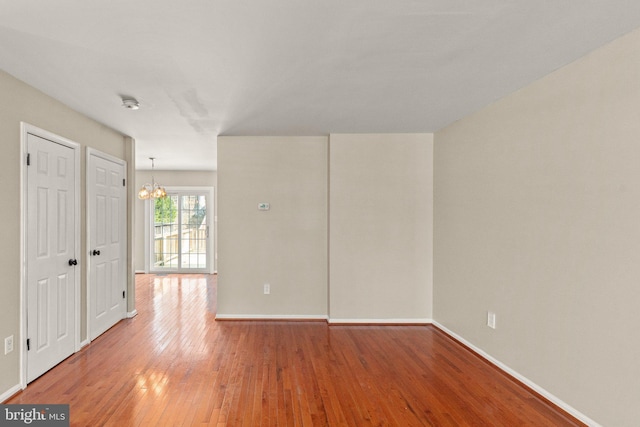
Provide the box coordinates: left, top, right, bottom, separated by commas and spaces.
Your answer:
1, 1, 640, 170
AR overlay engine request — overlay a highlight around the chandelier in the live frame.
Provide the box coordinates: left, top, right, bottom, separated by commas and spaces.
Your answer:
137, 157, 167, 200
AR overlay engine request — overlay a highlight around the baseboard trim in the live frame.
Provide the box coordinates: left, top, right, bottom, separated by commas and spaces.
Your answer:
214, 315, 433, 325
215, 314, 328, 321
1, 384, 22, 403
432, 321, 600, 427
127, 309, 138, 318
80, 339, 90, 349
328, 318, 432, 325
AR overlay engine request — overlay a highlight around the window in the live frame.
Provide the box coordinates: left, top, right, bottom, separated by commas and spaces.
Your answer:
148, 187, 213, 273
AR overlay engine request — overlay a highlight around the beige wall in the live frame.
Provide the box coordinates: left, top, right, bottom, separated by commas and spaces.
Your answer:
0, 70, 130, 397
434, 28, 640, 426
217, 136, 329, 317
134, 170, 217, 272
329, 134, 433, 321
217, 134, 434, 321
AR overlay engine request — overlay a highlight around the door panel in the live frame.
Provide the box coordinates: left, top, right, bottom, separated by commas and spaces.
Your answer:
56, 274, 68, 337
109, 260, 121, 310
88, 152, 126, 341
180, 195, 208, 269
27, 133, 76, 383
96, 263, 107, 317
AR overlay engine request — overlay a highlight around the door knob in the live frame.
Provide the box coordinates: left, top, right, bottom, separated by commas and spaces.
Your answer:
92, 250, 101, 256
68, 259, 78, 266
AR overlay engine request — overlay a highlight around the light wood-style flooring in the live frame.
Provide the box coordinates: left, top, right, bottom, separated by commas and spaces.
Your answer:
7, 274, 584, 426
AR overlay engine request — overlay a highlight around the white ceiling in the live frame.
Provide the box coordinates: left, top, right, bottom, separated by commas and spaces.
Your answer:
1, 1, 640, 170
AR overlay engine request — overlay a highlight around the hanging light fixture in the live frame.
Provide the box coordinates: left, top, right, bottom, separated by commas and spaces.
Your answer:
138, 157, 167, 200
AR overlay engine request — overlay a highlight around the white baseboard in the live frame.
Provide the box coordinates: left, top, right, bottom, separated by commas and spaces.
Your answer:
80, 339, 90, 349
214, 315, 432, 324
328, 318, 432, 325
215, 314, 328, 321
0, 384, 22, 403
432, 321, 601, 427
127, 309, 138, 318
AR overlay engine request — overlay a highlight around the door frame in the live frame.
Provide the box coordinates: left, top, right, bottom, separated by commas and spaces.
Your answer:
86, 148, 127, 342
146, 186, 215, 274
20, 123, 81, 389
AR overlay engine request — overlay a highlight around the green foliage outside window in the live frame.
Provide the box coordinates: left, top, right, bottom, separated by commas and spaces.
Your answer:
155, 196, 177, 224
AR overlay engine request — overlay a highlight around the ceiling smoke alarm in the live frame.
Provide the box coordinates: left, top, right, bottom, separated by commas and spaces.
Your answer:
121, 97, 140, 110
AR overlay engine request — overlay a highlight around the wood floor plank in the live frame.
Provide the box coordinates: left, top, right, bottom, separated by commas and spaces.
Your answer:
6, 273, 586, 426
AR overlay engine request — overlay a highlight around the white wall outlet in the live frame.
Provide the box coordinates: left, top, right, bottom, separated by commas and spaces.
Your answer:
4, 335, 14, 355
263, 283, 270, 295
487, 311, 496, 329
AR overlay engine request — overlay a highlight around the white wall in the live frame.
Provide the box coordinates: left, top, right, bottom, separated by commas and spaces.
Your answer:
329, 134, 433, 322
217, 136, 329, 318
134, 170, 217, 272
0, 70, 130, 398
434, 27, 640, 427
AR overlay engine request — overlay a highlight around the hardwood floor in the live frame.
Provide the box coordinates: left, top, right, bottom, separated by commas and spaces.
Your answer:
7, 274, 584, 426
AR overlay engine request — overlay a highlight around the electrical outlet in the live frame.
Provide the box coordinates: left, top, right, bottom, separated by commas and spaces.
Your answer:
5, 335, 14, 355
487, 312, 496, 329
263, 283, 270, 295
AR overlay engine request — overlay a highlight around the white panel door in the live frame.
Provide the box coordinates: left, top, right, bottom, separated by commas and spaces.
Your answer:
88, 151, 126, 340
26, 133, 77, 383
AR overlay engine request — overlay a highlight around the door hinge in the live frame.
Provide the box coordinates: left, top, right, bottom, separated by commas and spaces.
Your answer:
123, 178, 126, 187
27, 338, 30, 351
26, 153, 31, 166
123, 290, 126, 299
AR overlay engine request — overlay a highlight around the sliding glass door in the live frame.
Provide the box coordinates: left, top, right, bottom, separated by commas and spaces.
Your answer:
150, 187, 213, 273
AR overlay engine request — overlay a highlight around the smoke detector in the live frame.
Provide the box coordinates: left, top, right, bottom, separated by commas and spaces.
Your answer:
121, 97, 140, 110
